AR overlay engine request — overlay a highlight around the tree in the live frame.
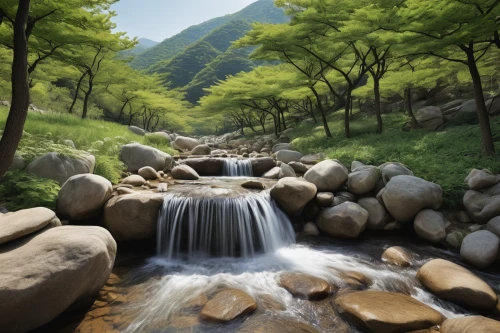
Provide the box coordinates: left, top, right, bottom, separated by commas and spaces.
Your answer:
0, 0, 30, 179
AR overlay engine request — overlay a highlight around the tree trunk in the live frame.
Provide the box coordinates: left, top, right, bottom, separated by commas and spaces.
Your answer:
117, 99, 128, 122
82, 76, 93, 119
405, 88, 420, 127
311, 87, 332, 138
374, 77, 383, 134
466, 50, 495, 156
344, 91, 351, 139
0, 0, 31, 180
69, 71, 87, 114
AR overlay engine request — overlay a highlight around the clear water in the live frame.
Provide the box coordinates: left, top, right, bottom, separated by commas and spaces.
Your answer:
222, 158, 253, 177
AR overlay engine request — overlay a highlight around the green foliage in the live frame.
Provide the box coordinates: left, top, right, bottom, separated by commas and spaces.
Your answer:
290, 111, 500, 207
0, 171, 60, 210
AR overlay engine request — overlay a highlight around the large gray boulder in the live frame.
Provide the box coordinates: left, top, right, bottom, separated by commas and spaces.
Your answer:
347, 167, 379, 195
413, 209, 447, 243
251, 157, 276, 177
128, 126, 146, 136
138, 166, 160, 180
120, 143, 173, 172
304, 160, 348, 192
182, 158, 224, 176
279, 163, 296, 178
57, 174, 112, 221
26, 153, 95, 184
270, 177, 317, 216
415, 106, 443, 130
379, 162, 414, 185
191, 144, 211, 156
316, 202, 368, 239
466, 169, 500, 190
172, 136, 201, 151
103, 193, 164, 241
460, 230, 500, 269
357, 197, 389, 230
463, 190, 500, 224
380, 176, 443, 223
276, 150, 304, 164
0, 208, 60, 245
171, 165, 200, 180
272, 143, 293, 153
0, 226, 116, 333
486, 216, 500, 238
262, 167, 281, 179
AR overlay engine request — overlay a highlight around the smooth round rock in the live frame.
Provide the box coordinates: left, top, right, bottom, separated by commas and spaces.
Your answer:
379, 162, 414, 185
302, 222, 320, 237
138, 166, 160, 180
486, 216, 500, 237
241, 180, 266, 190
465, 169, 500, 191
120, 143, 173, 172
414, 210, 447, 243
121, 175, 146, 186
200, 289, 257, 323
382, 246, 413, 267
0, 208, 58, 245
57, 174, 113, 221
347, 167, 379, 195
441, 316, 500, 333
191, 144, 211, 156
171, 165, 200, 180
276, 150, 304, 164
270, 177, 317, 216
357, 197, 388, 230
316, 192, 334, 207
416, 259, 497, 310
460, 230, 500, 269
289, 161, 308, 174
304, 160, 348, 192
279, 272, 331, 300
316, 202, 368, 239
335, 291, 443, 333
262, 167, 281, 179
279, 163, 296, 178
463, 190, 500, 224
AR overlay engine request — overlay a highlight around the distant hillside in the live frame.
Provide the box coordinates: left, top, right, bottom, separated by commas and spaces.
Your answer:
119, 38, 159, 57
152, 20, 252, 89
130, 0, 287, 70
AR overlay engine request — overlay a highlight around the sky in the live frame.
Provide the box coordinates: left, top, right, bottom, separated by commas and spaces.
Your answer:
112, 0, 259, 42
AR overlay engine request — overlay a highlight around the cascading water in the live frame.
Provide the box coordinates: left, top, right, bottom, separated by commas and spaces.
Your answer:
222, 158, 253, 177
157, 191, 295, 259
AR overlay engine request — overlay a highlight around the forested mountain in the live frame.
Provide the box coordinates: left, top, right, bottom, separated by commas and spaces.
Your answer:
119, 38, 159, 57
129, 0, 287, 70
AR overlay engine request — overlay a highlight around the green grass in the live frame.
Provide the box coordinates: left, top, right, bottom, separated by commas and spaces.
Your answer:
289, 110, 500, 207
0, 106, 176, 183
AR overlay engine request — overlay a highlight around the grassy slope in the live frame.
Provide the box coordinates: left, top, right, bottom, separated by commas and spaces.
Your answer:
287, 110, 500, 207
0, 106, 176, 183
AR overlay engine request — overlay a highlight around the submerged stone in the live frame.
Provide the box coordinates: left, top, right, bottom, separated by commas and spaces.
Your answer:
200, 289, 257, 323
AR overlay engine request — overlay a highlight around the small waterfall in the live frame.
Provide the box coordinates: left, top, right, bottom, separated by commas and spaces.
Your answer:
222, 158, 253, 177
157, 192, 295, 259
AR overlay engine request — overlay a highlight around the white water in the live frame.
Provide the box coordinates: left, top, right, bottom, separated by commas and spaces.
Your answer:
157, 191, 295, 259
222, 158, 253, 177
122, 242, 474, 333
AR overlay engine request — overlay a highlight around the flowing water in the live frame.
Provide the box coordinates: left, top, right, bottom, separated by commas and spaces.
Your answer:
222, 158, 253, 177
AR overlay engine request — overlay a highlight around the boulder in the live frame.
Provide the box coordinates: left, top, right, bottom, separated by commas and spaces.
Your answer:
191, 144, 211, 156
0, 226, 116, 333
300, 153, 326, 165
465, 169, 500, 190
120, 143, 173, 172
8, 153, 26, 171
262, 167, 281, 179
379, 162, 414, 185
276, 150, 304, 164
382, 246, 413, 267
279, 163, 296, 178
241, 180, 266, 190
182, 158, 224, 176
381, 176, 443, 223
302, 222, 320, 237
270, 178, 317, 216
304, 160, 348, 192
272, 143, 294, 153
172, 136, 201, 151
279, 272, 331, 300
415, 106, 444, 130
316, 202, 368, 239
289, 161, 308, 174
138, 166, 160, 180
335, 291, 443, 333
347, 167, 379, 195
316, 192, 334, 207
416, 259, 497, 310
103, 193, 164, 241
460, 230, 500, 269
440, 316, 500, 333
413, 210, 447, 244
121, 175, 146, 186
0, 207, 60, 245
171, 165, 200, 180
27, 152, 95, 184
128, 126, 146, 136
57, 174, 113, 221
251, 158, 276, 177
486, 216, 500, 238
200, 289, 257, 323
357, 197, 389, 230
464, 190, 500, 224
